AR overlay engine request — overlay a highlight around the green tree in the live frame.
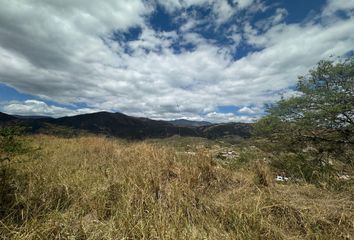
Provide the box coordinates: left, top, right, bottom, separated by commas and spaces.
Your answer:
254, 57, 354, 164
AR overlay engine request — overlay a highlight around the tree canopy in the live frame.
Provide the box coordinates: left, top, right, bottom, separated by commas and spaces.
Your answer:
254, 57, 354, 154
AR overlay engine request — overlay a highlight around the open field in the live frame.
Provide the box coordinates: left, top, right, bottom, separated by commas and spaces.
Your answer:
1, 135, 353, 239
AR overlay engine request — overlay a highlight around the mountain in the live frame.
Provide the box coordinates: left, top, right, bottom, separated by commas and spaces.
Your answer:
50, 111, 199, 139
0, 111, 252, 140
0, 112, 17, 122
13, 115, 53, 120
168, 119, 212, 127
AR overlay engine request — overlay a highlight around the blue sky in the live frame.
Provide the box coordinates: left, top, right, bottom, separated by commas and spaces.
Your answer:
0, 0, 353, 122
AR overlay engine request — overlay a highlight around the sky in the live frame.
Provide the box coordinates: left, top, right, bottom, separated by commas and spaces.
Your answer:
0, 0, 353, 122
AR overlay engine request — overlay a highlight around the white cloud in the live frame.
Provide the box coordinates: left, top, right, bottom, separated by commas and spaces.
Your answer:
323, 0, 354, 16
255, 8, 288, 31
238, 106, 261, 114
0, 0, 353, 123
158, 0, 257, 27
204, 112, 259, 123
2, 100, 101, 118
236, 0, 255, 9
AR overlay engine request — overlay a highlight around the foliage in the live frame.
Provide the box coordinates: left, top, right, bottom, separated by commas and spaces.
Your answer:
253, 58, 354, 183
255, 58, 353, 152
0, 126, 26, 163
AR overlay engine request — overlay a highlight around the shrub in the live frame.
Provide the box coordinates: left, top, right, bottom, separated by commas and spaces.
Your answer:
0, 126, 26, 162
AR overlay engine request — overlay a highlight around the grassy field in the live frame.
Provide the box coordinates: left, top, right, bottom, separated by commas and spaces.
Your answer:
1, 135, 353, 239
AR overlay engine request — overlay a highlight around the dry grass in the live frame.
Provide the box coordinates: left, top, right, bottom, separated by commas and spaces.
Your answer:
0, 135, 353, 239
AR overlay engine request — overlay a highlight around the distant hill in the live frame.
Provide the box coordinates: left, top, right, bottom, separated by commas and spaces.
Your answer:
0, 111, 252, 140
168, 119, 212, 127
13, 115, 53, 120
50, 111, 200, 139
0, 112, 17, 122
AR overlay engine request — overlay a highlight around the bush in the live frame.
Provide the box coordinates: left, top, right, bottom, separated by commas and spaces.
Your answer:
270, 152, 334, 183
0, 126, 26, 163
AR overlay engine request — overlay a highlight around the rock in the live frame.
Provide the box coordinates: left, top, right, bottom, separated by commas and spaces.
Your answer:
338, 174, 350, 180
275, 175, 289, 182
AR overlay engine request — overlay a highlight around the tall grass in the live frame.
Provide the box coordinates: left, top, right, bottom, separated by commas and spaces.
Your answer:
0, 135, 353, 239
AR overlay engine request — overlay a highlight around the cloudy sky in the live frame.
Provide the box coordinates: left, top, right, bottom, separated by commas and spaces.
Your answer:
0, 0, 353, 122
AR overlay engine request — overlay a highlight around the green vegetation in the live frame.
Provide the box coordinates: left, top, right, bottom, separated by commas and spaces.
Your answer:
0, 127, 26, 162
254, 58, 354, 146
253, 58, 354, 185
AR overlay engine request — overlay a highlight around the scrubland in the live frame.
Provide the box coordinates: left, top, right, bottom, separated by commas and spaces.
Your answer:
1, 135, 353, 239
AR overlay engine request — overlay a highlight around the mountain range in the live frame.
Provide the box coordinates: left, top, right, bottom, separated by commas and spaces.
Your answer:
0, 111, 252, 140
167, 119, 212, 127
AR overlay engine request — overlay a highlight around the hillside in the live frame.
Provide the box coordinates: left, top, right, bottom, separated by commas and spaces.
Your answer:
0, 112, 17, 122
168, 119, 212, 127
0, 111, 251, 140
198, 122, 252, 139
